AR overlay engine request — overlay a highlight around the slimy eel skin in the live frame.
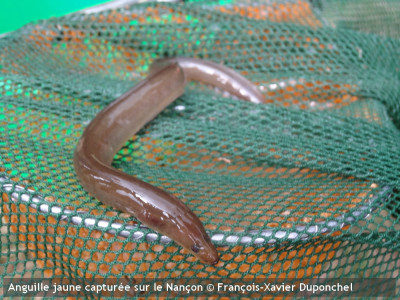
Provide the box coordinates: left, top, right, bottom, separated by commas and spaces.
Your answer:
150, 57, 264, 104
74, 58, 264, 264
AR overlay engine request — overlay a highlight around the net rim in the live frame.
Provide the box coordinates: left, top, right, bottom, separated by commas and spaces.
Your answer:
1, 174, 389, 247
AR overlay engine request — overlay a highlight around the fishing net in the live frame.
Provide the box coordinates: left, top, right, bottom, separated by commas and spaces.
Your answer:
1, 0, 400, 298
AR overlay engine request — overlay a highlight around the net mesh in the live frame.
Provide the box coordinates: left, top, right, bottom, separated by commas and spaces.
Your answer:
1, 0, 400, 298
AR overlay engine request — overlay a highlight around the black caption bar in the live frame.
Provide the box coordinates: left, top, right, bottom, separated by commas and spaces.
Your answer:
3, 277, 396, 298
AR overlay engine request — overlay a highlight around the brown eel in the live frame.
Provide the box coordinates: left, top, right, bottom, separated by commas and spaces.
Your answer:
74, 58, 264, 265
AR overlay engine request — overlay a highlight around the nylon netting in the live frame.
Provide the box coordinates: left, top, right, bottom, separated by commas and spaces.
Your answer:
1, 0, 399, 298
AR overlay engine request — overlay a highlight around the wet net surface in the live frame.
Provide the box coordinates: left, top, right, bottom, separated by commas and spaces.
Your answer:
1, 0, 400, 298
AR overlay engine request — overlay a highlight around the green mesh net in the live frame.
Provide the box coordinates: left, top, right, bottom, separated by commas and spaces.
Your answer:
1, 0, 400, 298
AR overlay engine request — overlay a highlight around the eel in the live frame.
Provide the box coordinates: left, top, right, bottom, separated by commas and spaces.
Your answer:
74, 58, 264, 265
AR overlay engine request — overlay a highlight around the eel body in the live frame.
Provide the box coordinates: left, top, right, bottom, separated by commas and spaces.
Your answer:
150, 57, 264, 104
74, 58, 264, 265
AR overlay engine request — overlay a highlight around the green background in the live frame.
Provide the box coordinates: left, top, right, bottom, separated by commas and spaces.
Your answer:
0, 0, 109, 34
